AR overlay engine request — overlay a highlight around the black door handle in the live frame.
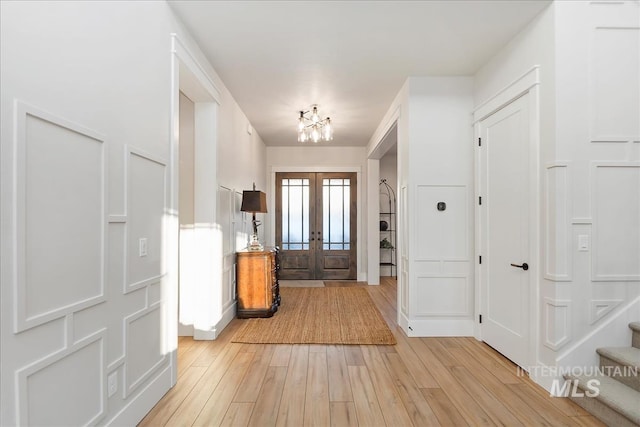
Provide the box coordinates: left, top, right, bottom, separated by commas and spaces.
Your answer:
510, 263, 529, 271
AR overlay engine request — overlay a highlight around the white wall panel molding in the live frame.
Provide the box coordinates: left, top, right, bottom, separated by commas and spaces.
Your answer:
107, 355, 126, 374
108, 215, 127, 223
590, 299, 624, 324
591, 162, 640, 281
124, 147, 167, 294
16, 329, 106, 426
123, 303, 167, 398
13, 101, 107, 333
415, 276, 470, 317
543, 298, 572, 351
415, 185, 468, 261
589, 25, 640, 143
571, 218, 593, 225
217, 185, 237, 314
544, 163, 572, 281
473, 66, 540, 123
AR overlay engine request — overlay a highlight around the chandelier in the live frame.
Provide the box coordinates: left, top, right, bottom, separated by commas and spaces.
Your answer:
297, 105, 333, 143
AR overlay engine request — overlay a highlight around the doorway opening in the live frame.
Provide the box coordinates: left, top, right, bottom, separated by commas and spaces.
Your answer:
379, 144, 397, 280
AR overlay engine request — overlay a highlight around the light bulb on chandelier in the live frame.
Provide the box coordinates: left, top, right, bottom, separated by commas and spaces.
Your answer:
297, 105, 333, 143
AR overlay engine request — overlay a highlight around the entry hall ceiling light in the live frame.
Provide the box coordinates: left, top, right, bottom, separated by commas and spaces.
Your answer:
297, 105, 333, 143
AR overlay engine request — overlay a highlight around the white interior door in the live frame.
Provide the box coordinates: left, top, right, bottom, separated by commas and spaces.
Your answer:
479, 93, 531, 368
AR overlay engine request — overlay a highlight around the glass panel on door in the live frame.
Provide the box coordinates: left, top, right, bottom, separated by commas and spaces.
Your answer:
281, 178, 310, 251
323, 178, 351, 250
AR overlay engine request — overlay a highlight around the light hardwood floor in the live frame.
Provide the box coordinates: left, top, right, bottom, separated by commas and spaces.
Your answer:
140, 278, 604, 426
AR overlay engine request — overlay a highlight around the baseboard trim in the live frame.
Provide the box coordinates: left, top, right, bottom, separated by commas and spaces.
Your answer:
403, 318, 474, 337
215, 301, 237, 337
193, 302, 237, 340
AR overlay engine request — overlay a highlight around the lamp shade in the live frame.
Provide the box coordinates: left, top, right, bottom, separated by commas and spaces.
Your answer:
240, 190, 267, 213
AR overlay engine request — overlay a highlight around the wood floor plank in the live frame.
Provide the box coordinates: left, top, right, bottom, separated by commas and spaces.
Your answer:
330, 402, 358, 427
570, 415, 607, 426
382, 352, 441, 426
276, 345, 309, 427
347, 365, 385, 426
447, 345, 555, 426
139, 366, 207, 426
422, 337, 459, 368
248, 366, 287, 427
524, 376, 592, 417
420, 388, 469, 427
360, 345, 413, 426
391, 328, 439, 388
449, 365, 524, 426
193, 351, 256, 426
309, 344, 327, 353
234, 345, 276, 403
343, 345, 365, 367
191, 320, 242, 367
221, 402, 254, 427
456, 337, 522, 385
507, 383, 578, 427
327, 345, 353, 402
165, 343, 243, 427
177, 339, 209, 378
270, 345, 293, 367
304, 351, 330, 426
405, 337, 494, 425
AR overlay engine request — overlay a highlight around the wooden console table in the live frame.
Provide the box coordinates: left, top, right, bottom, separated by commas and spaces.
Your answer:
236, 247, 280, 318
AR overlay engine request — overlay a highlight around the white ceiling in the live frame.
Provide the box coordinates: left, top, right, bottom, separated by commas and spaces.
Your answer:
169, 0, 550, 147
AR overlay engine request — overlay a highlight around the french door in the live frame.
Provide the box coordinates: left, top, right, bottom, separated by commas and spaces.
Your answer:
275, 172, 356, 280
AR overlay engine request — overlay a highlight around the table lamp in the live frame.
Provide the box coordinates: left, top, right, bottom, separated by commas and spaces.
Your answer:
240, 183, 268, 251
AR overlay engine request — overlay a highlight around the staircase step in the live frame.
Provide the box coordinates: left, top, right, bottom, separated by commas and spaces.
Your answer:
564, 373, 640, 427
597, 346, 640, 392
631, 322, 640, 349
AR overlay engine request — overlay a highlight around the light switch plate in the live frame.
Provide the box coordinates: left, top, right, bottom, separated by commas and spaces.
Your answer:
578, 235, 589, 251
108, 372, 118, 397
139, 237, 148, 257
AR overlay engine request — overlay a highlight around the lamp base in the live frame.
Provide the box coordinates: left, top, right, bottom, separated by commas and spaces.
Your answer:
248, 234, 263, 251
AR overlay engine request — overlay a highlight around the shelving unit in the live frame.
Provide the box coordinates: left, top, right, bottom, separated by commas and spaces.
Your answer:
379, 179, 396, 278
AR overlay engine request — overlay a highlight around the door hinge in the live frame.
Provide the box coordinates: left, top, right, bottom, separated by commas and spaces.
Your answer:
479, 314, 483, 324
479, 196, 482, 205
479, 255, 482, 264
478, 137, 482, 147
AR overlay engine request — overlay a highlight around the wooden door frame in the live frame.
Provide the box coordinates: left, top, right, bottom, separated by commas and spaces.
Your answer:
269, 166, 363, 281
473, 66, 540, 370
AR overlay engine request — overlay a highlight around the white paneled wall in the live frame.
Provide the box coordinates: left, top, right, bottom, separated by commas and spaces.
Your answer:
217, 186, 250, 322
474, 0, 639, 390
370, 77, 474, 336
551, 0, 640, 373
405, 77, 475, 336
16, 103, 107, 332
1, 1, 267, 425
